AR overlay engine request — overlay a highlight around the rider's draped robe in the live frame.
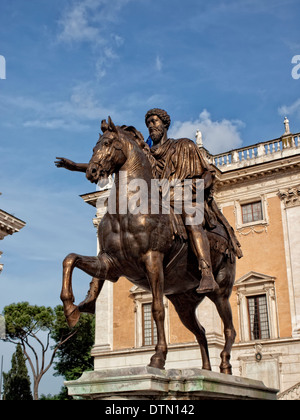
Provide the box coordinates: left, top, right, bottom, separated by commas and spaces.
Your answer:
148, 138, 243, 261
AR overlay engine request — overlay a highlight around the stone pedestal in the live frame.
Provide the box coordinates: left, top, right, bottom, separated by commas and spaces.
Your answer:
65, 366, 278, 400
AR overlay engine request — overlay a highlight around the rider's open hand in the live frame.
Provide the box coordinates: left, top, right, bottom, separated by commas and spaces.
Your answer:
55, 157, 76, 171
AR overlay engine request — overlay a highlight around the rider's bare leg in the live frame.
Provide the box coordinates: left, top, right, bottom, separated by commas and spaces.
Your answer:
185, 224, 219, 294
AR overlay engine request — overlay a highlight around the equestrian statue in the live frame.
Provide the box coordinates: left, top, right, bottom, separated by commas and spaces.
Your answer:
55, 109, 242, 374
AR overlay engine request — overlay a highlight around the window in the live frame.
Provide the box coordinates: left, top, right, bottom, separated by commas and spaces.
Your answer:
142, 303, 158, 346
241, 201, 263, 224
235, 271, 279, 342
234, 196, 269, 231
247, 295, 270, 340
130, 286, 169, 348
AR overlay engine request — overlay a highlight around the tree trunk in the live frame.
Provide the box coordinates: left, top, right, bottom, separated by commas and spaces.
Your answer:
33, 377, 41, 400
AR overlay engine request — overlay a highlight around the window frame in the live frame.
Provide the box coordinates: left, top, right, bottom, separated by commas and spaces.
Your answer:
235, 272, 279, 342
247, 294, 270, 341
142, 302, 158, 347
130, 286, 169, 348
235, 195, 269, 230
241, 201, 263, 224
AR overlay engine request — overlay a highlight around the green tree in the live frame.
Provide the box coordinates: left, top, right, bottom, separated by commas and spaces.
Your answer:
3, 344, 33, 400
1, 302, 76, 400
50, 306, 95, 399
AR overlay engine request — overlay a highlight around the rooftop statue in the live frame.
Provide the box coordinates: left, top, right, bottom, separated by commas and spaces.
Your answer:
55, 110, 242, 374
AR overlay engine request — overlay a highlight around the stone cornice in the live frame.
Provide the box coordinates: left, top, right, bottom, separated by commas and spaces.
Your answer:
80, 190, 110, 209
214, 153, 300, 191
0, 209, 26, 240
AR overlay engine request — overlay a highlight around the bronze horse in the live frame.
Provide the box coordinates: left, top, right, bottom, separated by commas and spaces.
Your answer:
60, 117, 236, 374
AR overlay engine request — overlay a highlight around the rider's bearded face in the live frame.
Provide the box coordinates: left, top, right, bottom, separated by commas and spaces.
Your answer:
147, 115, 166, 145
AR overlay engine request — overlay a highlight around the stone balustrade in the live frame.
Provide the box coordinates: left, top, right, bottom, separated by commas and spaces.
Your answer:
208, 133, 300, 171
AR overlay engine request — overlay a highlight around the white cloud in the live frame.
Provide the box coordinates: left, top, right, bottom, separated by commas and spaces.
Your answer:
58, 1, 102, 44
169, 110, 244, 154
278, 98, 300, 118
0, 94, 45, 112
23, 119, 89, 131
57, 0, 133, 79
114, 34, 124, 47
95, 47, 120, 80
57, 0, 132, 45
1, 82, 115, 131
62, 82, 112, 119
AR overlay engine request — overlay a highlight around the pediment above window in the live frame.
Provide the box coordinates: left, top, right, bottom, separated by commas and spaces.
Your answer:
235, 271, 276, 289
129, 285, 152, 300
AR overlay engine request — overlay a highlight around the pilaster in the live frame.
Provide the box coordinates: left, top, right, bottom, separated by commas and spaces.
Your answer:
81, 187, 115, 362
278, 186, 300, 337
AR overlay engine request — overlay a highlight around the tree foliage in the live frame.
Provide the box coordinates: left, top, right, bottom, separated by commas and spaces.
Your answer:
2, 302, 76, 400
3, 344, 33, 400
4, 302, 55, 338
51, 306, 95, 381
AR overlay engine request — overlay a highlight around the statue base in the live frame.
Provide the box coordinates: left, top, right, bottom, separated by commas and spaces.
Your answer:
65, 366, 278, 400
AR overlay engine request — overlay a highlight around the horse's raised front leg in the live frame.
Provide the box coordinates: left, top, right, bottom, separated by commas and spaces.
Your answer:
60, 253, 107, 328
143, 251, 167, 370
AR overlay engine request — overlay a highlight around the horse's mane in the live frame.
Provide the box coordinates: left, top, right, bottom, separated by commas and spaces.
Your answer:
119, 125, 158, 178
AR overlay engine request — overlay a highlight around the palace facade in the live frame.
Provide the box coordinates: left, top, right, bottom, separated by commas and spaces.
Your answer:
81, 119, 300, 399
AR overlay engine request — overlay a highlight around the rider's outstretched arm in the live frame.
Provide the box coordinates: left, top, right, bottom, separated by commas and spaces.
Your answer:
55, 157, 88, 173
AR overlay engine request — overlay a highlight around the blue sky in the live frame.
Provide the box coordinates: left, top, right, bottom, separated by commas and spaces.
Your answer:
0, 0, 300, 396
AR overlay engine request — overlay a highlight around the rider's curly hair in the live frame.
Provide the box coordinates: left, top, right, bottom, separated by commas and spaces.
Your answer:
145, 108, 171, 130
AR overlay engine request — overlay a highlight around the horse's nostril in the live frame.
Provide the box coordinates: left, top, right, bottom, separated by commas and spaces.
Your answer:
91, 168, 97, 174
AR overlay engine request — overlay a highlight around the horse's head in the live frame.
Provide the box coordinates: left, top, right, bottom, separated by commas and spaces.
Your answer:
86, 117, 126, 187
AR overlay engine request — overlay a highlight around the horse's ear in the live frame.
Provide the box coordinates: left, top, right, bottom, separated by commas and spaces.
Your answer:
101, 119, 109, 133
108, 116, 117, 133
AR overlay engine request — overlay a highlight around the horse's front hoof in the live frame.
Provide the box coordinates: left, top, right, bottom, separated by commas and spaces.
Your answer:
64, 303, 81, 328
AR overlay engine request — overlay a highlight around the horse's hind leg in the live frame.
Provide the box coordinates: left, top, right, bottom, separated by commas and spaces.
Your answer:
212, 294, 236, 374
209, 262, 236, 375
60, 253, 106, 328
167, 291, 212, 371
